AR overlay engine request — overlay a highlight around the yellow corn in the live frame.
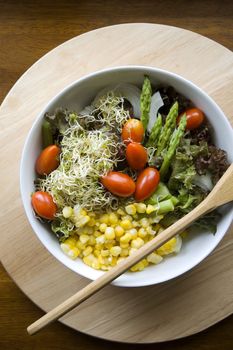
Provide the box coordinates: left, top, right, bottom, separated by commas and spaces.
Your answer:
135, 203, 146, 213
131, 237, 144, 249
146, 204, 156, 215
115, 225, 124, 237
120, 232, 132, 244
83, 246, 93, 257
110, 246, 122, 256
99, 223, 107, 232
109, 212, 118, 224
105, 227, 115, 240
79, 234, 89, 244
60, 205, 169, 272
125, 204, 137, 216
147, 252, 163, 264
99, 214, 109, 224
62, 206, 73, 218
120, 219, 132, 230
127, 228, 137, 239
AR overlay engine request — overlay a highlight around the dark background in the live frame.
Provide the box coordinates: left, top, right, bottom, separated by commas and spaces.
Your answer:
0, 0, 233, 349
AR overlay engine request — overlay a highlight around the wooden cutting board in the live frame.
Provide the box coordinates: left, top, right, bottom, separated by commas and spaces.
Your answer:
0, 23, 233, 343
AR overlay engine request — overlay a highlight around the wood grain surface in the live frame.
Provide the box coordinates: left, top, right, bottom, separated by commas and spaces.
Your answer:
1, 1, 233, 349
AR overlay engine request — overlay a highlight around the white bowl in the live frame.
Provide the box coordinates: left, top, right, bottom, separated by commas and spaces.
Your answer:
20, 66, 233, 287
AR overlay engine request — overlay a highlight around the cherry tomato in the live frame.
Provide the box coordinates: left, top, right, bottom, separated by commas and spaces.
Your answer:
101, 171, 135, 197
126, 142, 148, 170
32, 191, 57, 220
121, 119, 144, 144
135, 167, 160, 201
36, 145, 60, 175
177, 108, 204, 130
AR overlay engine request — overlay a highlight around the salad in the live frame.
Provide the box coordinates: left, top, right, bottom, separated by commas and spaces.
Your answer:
32, 77, 229, 272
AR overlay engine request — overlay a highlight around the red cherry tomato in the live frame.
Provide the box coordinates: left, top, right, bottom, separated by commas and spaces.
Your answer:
126, 142, 148, 170
177, 108, 204, 130
135, 167, 160, 201
32, 191, 57, 220
121, 119, 144, 144
36, 145, 60, 175
101, 171, 135, 197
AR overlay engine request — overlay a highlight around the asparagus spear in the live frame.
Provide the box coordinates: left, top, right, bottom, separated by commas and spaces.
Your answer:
146, 113, 162, 147
155, 101, 178, 157
140, 76, 152, 131
42, 120, 53, 148
160, 115, 187, 179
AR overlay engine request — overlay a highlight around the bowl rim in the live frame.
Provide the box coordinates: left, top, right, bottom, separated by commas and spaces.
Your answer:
20, 65, 233, 287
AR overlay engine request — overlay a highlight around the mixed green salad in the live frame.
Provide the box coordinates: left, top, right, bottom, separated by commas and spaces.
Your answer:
31, 77, 229, 271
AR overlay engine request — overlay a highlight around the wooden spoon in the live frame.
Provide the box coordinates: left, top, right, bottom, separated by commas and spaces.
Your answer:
27, 164, 233, 335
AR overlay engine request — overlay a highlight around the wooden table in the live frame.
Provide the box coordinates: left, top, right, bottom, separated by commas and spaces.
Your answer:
0, 1, 233, 349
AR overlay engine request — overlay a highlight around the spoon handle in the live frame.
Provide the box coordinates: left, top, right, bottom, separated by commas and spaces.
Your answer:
27, 164, 233, 335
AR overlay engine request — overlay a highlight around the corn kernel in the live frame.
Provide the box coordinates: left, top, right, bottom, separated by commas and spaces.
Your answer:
120, 232, 132, 244
68, 247, 80, 259
117, 208, 126, 216
135, 203, 146, 213
130, 261, 145, 272
132, 220, 140, 228
146, 204, 156, 215
138, 227, 147, 238
110, 256, 117, 266
125, 204, 137, 216
95, 243, 104, 251
99, 223, 107, 233
101, 249, 109, 257
140, 217, 150, 228
83, 246, 93, 257
98, 255, 108, 265
122, 215, 133, 222
99, 214, 109, 224
120, 248, 129, 256
80, 209, 87, 216
83, 253, 95, 266
88, 218, 96, 227
110, 246, 122, 256
94, 249, 100, 257
76, 241, 86, 250
104, 241, 114, 249
62, 206, 73, 218
79, 234, 89, 244
94, 230, 101, 237
157, 236, 180, 256
60, 243, 70, 254
120, 219, 132, 230
127, 228, 137, 239
147, 252, 163, 264
88, 236, 96, 246
120, 242, 129, 249
115, 225, 124, 237
78, 215, 90, 227
82, 226, 94, 235
109, 212, 118, 224
96, 234, 106, 244
105, 227, 115, 240
65, 237, 76, 247
131, 237, 144, 249
142, 258, 149, 267
92, 261, 100, 269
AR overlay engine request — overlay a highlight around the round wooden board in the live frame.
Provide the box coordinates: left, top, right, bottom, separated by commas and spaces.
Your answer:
0, 23, 233, 343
